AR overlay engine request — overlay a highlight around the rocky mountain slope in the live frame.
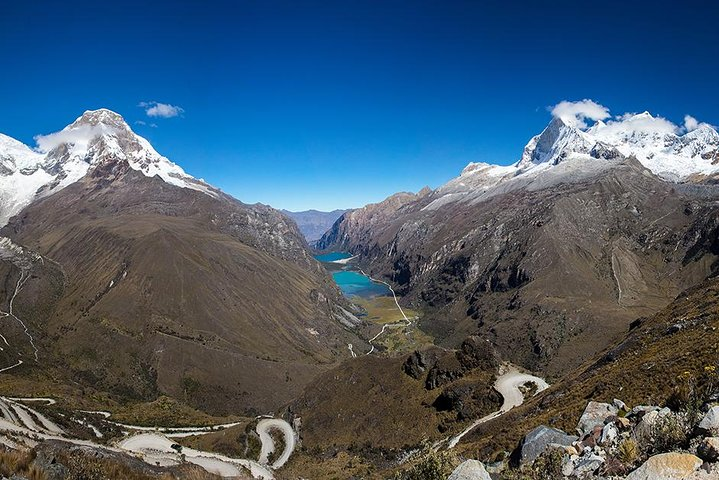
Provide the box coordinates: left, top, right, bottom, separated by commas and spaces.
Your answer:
432, 271, 719, 479
0, 110, 364, 415
317, 113, 719, 376
281, 208, 350, 242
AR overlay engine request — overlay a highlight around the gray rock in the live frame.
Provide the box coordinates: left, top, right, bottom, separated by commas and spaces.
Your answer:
577, 401, 618, 435
634, 408, 672, 442
699, 406, 719, 435
600, 422, 619, 446
447, 459, 492, 480
629, 405, 659, 417
573, 453, 605, 477
519, 425, 578, 465
562, 454, 579, 476
31, 451, 67, 480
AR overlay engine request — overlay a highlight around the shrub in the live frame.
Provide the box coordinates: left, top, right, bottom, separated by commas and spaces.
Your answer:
650, 414, 689, 453
500, 449, 564, 480
617, 437, 639, 465
392, 451, 456, 480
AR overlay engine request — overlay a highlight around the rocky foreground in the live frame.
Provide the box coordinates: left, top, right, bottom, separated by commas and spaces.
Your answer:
444, 396, 719, 479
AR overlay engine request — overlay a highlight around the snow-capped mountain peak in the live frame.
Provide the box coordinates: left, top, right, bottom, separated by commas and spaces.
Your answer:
517, 110, 719, 181
71, 108, 130, 129
0, 109, 217, 226
423, 107, 718, 211
517, 116, 595, 169
35, 108, 216, 196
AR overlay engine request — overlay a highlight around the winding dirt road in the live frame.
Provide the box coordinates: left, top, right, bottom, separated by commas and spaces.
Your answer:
0, 396, 295, 479
447, 364, 549, 448
256, 418, 297, 469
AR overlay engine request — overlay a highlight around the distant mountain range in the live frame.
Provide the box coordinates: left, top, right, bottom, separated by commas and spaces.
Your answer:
282, 208, 350, 242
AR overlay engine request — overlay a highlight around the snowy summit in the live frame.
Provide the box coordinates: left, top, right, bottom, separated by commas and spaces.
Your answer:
0, 109, 215, 225
423, 106, 719, 211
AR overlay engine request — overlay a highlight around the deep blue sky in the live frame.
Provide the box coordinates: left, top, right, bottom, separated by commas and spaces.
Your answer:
1, 1, 718, 210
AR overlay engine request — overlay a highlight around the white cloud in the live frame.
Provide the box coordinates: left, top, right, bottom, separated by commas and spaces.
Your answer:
550, 99, 611, 129
34, 125, 116, 153
134, 120, 158, 128
590, 111, 679, 141
684, 115, 699, 132
139, 101, 184, 118
682, 114, 716, 132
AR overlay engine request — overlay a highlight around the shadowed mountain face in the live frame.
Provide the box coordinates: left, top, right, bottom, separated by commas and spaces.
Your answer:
0, 111, 364, 415
282, 209, 350, 242
318, 155, 719, 376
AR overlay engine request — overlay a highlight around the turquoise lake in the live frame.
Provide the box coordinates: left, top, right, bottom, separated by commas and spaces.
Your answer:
331, 270, 390, 297
314, 252, 390, 298
314, 252, 353, 262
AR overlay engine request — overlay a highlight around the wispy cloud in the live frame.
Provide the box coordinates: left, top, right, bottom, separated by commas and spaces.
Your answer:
134, 120, 158, 128
549, 99, 611, 129
34, 125, 115, 153
138, 101, 184, 118
599, 112, 679, 136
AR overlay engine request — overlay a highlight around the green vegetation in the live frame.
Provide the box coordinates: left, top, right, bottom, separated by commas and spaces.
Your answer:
617, 437, 639, 465
650, 414, 690, 454
353, 296, 433, 354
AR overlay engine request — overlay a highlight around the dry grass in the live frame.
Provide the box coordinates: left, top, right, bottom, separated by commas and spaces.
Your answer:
110, 395, 243, 428
0, 449, 46, 480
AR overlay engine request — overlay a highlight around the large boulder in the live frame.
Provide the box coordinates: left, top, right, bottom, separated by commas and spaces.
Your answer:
456, 336, 499, 371
403, 349, 439, 380
577, 401, 618, 435
629, 405, 660, 418
699, 406, 719, 435
447, 459, 492, 480
518, 425, 578, 465
625, 453, 702, 480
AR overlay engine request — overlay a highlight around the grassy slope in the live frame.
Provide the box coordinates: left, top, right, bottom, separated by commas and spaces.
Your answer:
456, 274, 719, 460
283, 345, 501, 479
